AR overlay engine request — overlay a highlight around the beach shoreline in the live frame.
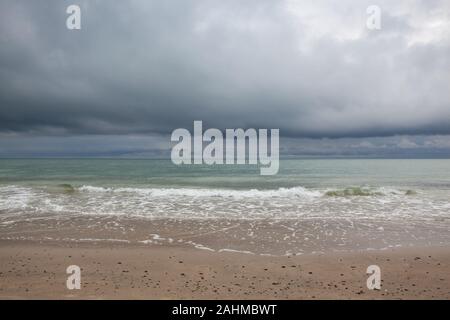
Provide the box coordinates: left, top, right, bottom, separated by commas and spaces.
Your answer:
0, 240, 448, 299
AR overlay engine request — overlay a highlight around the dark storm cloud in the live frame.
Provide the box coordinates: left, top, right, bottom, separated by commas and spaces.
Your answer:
0, 0, 449, 138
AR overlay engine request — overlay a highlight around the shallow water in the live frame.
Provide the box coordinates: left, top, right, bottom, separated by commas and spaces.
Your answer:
0, 159, 449, 254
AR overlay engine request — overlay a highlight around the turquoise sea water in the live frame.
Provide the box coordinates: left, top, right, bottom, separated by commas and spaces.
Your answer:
1, 159, 449, 254
0, 159, 450, 219
1, 158, 450, 189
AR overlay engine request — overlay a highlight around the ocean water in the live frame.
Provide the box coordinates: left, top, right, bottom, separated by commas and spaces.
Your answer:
1, 158, 450, 218
0, 159, 449, 254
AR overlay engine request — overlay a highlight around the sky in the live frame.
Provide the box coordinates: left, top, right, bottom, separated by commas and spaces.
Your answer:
0, 0, 449, 157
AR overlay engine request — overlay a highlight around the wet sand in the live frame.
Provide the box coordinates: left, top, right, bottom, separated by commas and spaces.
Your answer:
0, 240, 449, 299
2, 216, 449, 256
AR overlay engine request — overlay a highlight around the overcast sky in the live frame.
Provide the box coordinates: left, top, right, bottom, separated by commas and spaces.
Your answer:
0, 0, 449, 157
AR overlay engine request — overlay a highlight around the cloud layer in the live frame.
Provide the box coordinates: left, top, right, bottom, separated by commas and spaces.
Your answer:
0, 0, 449, 140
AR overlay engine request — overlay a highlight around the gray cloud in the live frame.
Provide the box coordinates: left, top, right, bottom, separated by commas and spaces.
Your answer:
0, 0, 449, 145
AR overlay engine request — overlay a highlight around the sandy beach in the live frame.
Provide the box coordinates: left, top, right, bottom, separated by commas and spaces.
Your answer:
0, 240, 448, 299
1, 160, 449, 300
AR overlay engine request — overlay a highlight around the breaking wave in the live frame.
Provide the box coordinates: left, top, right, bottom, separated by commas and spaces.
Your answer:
324, 187, 416, 197
1, 184, 442, 220
77, 185, 323, 198
75, 185, 417, 198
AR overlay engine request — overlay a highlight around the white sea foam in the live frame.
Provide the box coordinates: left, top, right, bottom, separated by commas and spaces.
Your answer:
218, 248, 256, 255
0, 184, 449, 221
77, 185, 322, 199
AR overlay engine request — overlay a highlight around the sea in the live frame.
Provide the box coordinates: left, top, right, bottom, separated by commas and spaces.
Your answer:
0, 159, 449, 255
